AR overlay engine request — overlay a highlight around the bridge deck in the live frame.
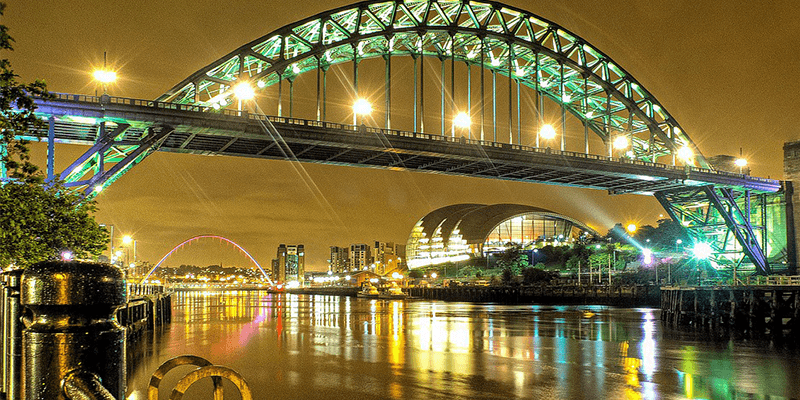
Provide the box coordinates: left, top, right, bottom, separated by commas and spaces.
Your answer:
29, 93, 781, 194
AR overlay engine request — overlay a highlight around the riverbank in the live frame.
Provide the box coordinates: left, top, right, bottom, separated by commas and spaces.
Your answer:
286, 284, 660, 307
407, 284, 660, 306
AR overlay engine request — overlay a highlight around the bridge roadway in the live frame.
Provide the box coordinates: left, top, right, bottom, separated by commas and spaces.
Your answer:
30, 93, 781, 195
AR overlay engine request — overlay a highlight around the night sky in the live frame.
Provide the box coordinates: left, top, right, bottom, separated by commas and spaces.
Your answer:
6, 1, 799, 271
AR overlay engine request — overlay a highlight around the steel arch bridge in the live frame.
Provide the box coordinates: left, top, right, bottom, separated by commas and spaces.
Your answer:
140, 235, 273, 285
160, 0, 706, 169
9, 0, 788, 276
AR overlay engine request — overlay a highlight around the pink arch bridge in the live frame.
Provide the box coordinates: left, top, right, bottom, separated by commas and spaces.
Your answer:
140, 235, 272, 285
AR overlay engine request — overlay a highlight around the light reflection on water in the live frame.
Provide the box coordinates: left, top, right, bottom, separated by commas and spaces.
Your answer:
128, 291, 800, 400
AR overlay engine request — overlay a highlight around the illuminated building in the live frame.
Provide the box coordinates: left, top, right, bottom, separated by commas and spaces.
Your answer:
274, 244, 305, 282
373, 241, 407, 275
329, 246, 350, 273
349, 244, 373, 271
406, 204, 600, 269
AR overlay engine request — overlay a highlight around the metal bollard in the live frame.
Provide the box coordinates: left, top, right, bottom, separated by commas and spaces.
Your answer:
4, 269, 23, 400
21, 261, 126, 400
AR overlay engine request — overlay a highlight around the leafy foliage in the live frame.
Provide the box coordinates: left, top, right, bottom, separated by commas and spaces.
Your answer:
0, 183, 108, 267
0, 3, 108, 268
0, 3, 53, 183
521, 267, 556, 285
496, 243, 530, 275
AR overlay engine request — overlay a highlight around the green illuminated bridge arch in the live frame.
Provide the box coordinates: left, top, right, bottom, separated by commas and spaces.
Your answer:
159, 0, 708, 168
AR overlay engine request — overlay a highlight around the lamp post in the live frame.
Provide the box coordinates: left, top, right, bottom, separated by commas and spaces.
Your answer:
539, 124, 556, 148
735, 157, 747, 175
121, 235, 136, 279
612, 135, 629, 158
233, 82, 255, 113
93, 51, 116, 96
353, 98, 372, 127
454, 111, 471, 140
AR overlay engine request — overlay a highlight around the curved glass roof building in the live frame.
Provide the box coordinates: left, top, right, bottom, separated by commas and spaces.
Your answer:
406, 204, 600, 269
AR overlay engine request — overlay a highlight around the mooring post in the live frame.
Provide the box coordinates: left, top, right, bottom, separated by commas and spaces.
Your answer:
4, 269, 23, 400
21, 261, 126, 400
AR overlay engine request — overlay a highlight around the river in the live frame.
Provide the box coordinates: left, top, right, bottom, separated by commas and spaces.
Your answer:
126, 290, 800, 399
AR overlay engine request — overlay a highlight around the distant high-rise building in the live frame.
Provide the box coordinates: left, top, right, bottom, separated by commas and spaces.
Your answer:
373, 241, 395, 275
330, 246, 350, 273
275, 244, 305, 282
372, 241, 408, 275
349, 244, 373, 271
395, 244, 407, 270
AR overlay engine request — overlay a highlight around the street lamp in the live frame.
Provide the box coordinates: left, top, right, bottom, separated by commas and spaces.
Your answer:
735, 158, 747, 174
612, 135, 629, 150
454, 111, 471, 129
353, 98, 372, 126
693, 242, 713, 260
677, 146, 693, 164
675, 239, 682, 253
233, 82, 255, 112
93, 51, 116, 95
121, 235, 136, 268
539, 124, 557, 141
626, 223, 637, 234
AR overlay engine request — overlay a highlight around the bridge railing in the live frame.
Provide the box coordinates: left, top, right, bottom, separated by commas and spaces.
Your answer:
746, 275, 800, 286
127, 283, 166, 298
40, 92, 779, 186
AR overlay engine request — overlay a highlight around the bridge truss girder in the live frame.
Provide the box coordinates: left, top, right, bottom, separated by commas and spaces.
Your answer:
33, 112, 171, 201
654, 186, 784, 276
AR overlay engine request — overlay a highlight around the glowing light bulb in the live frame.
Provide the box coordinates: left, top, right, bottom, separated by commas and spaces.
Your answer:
93, 70, 116, 83
454, 112, 471, 128
693, 242, 713, 259
677, 146, 693, 162
233, 82, 255, 100
353, 98, 372, 116
539, 124, 556, 140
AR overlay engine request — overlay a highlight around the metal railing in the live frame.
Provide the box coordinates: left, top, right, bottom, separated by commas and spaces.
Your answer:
746, 275, 800, 286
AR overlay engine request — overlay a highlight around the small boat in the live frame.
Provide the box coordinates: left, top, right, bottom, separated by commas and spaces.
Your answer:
378, 282, 408, 299
357, 284, 380, 298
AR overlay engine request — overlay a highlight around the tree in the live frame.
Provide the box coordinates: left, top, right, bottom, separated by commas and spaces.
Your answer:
521, 267, 555, 285
0, 4, 51, 182
0, 3, 108, 268
497, 243, 529, 275
500, 268, 515, 285
0, 183, 108, 267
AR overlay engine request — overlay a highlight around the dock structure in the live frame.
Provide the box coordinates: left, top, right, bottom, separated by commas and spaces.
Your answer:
660, 276, 800, 338
408, 284, 660, 306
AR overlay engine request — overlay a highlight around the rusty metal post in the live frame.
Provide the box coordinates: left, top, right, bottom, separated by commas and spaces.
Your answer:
21, 261, 126, 400
4, 269, 23, 400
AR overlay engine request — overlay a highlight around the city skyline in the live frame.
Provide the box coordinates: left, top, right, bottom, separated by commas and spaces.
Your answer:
7, 1, 799, 270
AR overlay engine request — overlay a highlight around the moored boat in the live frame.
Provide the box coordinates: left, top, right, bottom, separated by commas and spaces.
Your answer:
357, 283, 380, 298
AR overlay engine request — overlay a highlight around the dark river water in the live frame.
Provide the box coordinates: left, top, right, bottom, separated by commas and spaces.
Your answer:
126, 290, 800, 400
